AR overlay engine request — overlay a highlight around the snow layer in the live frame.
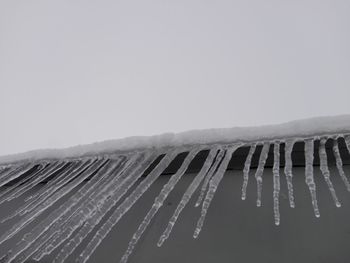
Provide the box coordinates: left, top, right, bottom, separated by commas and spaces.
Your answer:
1, 115, 350, 165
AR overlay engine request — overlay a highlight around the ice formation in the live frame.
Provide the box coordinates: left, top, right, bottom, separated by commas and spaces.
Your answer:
0, 115, 349, 263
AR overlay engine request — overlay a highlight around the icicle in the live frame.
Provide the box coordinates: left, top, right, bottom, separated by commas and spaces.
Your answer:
16, 160, 96, 218
3, 162, 86, 223
106, 154, 149, 190
76, 149, 182, 263
284, 140, 296, 208
332, 139, 350, 191
119, 148, 202, 263
25, 159, 91, 205
0, 164, 47, 204
0, 159, 106, 247
255, 143, 270, 207
319, 138, 341, 207
0, 162, 66, 204
193, 145, 240, 239
272, 143, 280, 226
305, 139, 320, 218
32, 153, 151, 261
194, 149, 225, 207
30, 153, 156, 261
9, 158, 127, 263
241, 144, 256, 200
0, 166, 12, 180
345, 135, 350, 154
0, 163, 35, 188
0, 165, 20, 182
157, 148, 218, 247
0, 165, 8, 172
5, 161, 67, 202
23, 161, 76, 202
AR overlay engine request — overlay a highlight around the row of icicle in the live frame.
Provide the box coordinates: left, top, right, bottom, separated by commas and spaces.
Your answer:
0, 135, 349, 263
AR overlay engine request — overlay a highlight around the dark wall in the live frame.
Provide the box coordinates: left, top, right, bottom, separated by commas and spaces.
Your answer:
1, 165, 350, 263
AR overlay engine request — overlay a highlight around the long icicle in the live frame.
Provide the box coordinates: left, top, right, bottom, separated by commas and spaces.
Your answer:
9, 157, 128, 263
4, 161, 67, 202
0, 164, 26, 183
0, 164, 47, 204
0, 163, 78, 224
345, 135, 350, 154
255, 142, 270, 207
76, 149, 182, 263
0, 163, 35, 188
194, 149, 226, 207
23, 161, 77, 202
332, 139, 350, 191
319, 138, 341, 207
0, 166, 11, 179
119, 148, 202, 263
241, 144, 256, 200
0, 161, 92, 224
33, 153, 152, 262
305, 139, 320, 218
284, 140, 296, 208
0, 159, 105, 247
272, 142, 280, 226
20, 160, 96, 216
193, 144, 240, 239
157, 148, 219, 247
0, 162, 65, 204
28, 156, 130, 262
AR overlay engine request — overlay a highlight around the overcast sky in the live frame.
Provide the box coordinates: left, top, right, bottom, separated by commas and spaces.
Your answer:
0, 0, 349, 155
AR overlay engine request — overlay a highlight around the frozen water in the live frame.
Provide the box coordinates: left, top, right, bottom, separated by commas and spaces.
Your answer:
345, 135, 350, 154
76, 150, 181, 263
158, 148, 218, 247
284, 140, 296, 208
14, 158, 125, 263
332, 139, 350, 191
0, 116, 349, 263
0, 164, 46, 205
255, 143, 270, 207
0, 159, 105, 247
241, 144, 256, 200
0, 163, 34, 188
3, 158, 127, 263
304, 139, 320, 218
195, 148, 225, 207
120, 148, 201, 263
273, 143, 280, 226
39, 153, 155, 262
193, 145, 240, 239
319, 138, 341, 207
1, 162, 66, 203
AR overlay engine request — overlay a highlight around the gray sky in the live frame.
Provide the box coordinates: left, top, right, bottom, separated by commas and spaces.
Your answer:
0, 0, 349, 156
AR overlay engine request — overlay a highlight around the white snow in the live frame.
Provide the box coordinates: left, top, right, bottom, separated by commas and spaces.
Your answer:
1, 114, 350, 165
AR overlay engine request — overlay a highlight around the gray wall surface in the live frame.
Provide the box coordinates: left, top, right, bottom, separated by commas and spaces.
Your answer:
1, 165, 350, 263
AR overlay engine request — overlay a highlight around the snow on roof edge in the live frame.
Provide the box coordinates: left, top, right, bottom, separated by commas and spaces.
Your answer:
1, 114, 350, 165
